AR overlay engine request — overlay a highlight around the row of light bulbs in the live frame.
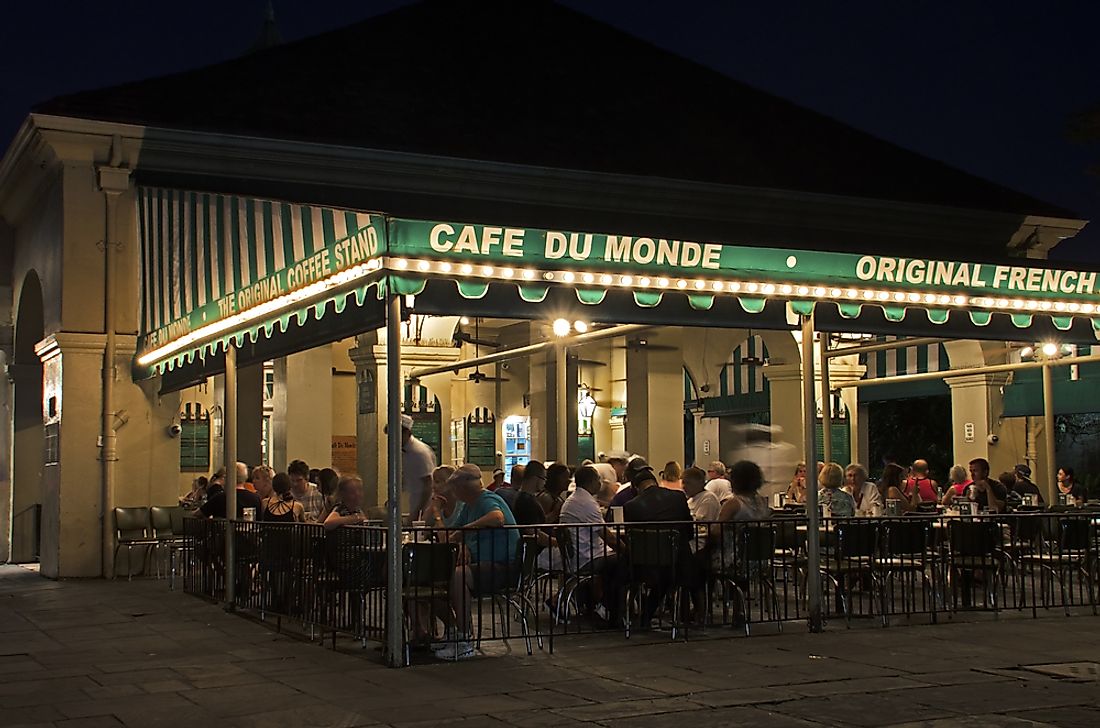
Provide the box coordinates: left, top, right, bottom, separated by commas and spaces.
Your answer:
388, 257, 1097, 314
140, 253, 1099, 369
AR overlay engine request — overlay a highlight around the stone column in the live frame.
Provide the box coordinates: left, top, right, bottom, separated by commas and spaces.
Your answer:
762, 363, 806, 461
946, 373, 1012, 474
624, 329, 683, 468
825, 360, 867, 466
270, 346, 334, 473
236, 363, 264, 467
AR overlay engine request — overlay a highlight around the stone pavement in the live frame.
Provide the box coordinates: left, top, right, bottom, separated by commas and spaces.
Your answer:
3, 564, 1100, 727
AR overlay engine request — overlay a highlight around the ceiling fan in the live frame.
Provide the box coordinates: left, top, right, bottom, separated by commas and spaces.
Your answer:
734, 328, 768, 367
615, 336, 678, 352
463, 318, 509, 384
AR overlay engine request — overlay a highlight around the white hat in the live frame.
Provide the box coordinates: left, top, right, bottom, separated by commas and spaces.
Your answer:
400, 414, 414, 431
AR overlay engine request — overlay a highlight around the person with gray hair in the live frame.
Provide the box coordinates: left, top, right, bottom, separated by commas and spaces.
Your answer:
194, 462, 262, 519
705, 460, 733, 503
847, 463, 882, 517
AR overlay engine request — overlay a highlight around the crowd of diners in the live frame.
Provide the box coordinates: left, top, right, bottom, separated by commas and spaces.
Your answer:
179, 411, 1092, 661
784, 457, 1088, 515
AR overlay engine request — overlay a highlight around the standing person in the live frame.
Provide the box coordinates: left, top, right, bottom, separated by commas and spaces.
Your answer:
262, 473, 305, 522
251, 465, 275, 502
847, 464, 882, 517
968, 458, 1007, 513
660, 461, 684, 491
705, 461, 734, 503
287, 459, 325, 523
394, 414, 435, 519
785, 462, 808, 505
819, 463, 856, 517
904, 459, 939, 506
1057, 466, 1087, 506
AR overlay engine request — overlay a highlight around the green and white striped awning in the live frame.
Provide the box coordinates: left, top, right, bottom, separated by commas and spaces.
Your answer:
135, 187, 1100, 376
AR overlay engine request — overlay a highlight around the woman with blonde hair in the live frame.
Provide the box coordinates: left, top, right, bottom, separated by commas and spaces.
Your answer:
818, 462, 855, 517
660, 461, 683, 490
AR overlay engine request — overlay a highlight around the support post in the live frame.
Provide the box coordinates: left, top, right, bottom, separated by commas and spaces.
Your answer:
385, 295, 405, 667
821, 334, 832, 464
802, 315, 823, 633
224, 342, 238, 608
555, 343, 568, 462
1042, 360, 1057, 505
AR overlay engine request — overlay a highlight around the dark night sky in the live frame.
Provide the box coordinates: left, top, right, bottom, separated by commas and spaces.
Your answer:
2, 1, 1099, 261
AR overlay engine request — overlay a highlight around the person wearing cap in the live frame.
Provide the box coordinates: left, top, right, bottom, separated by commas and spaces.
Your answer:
387, 413, 436, 519
608, 456, 651, 509
489, 468, 506, 491
435, 465, 518, 661
1012, 464, 1044, 505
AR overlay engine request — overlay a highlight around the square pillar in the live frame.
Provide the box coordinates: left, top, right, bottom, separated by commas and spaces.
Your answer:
946, 373, 1012, 474
624, 330, 683, 468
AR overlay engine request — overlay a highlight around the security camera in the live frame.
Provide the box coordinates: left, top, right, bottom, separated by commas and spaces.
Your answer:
987, 434, 999, 444
168, 423, 182, 438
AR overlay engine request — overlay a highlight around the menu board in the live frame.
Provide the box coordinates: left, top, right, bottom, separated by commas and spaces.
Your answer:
408, 409, 442, 462
465, 418, 497, 468
331, 435, 357, 474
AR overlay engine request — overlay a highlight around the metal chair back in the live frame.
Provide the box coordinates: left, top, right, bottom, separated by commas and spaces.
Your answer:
114, 507, 151, 543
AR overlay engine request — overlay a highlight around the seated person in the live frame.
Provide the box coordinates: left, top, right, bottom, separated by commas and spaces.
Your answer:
785, 462, 808, 505
819, 462, 856, 517
512, 461, 548, 526
261, 472, 305, 522
322, 476, 368, 529
967, 458, 1007, 513
423, 465, 464, 528
1011, 464, 1044, 505
1057, 466, 1087, 506
683, 466, 721, 553
903, 459, 939, 506
436, 465, 518, 661
704, 461, 734, 504
194, 462, 261, 519
535, 463, 571, 523
940, 464, 973, 507
847, 464, 882, 517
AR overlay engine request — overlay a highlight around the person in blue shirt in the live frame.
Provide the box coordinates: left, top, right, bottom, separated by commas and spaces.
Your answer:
435, 464, 518, 660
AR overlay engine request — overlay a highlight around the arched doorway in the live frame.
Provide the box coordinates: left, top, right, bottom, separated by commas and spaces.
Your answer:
10, 271, 44, 563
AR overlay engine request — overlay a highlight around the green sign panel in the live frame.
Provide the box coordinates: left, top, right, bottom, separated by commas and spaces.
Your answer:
466, 418, 497, 469
408, 409, 442, 463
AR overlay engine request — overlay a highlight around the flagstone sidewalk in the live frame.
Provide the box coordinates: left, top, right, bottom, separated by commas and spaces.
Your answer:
2, 563, 1100, 727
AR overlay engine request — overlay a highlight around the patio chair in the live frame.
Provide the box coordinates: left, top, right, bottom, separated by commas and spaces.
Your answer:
819, 520, 881, 626
946, 519, 1005, 612
878, 519, 937, 624
1017, 517, 1098, 616
551, 525, 606, 626
113, 507, 158, 580
150, 506, 188, 584
623, 527, 686, 640
402, 541, 458, 665
714, 522, 782, 635
478, 534, 543, 655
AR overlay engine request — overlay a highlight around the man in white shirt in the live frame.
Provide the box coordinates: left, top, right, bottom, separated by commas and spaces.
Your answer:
683, 466, 720, 553
539, 466, 615, 572
394, 414, 436, 518
705, 460, 734, 504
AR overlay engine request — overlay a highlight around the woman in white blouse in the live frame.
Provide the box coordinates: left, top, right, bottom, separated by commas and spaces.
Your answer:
847, 463, 883, 517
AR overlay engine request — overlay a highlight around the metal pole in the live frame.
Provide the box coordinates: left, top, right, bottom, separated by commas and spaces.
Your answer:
823, 336, 949, 359
820, 334, 832, 464
384, 295, 405, 667
834, 351, 1100, 390
555, 343, 568, 462
224, 342, 238, 608
1042, 360, 1057, 505
801, 314, 823, 633
408, 324, 651, 380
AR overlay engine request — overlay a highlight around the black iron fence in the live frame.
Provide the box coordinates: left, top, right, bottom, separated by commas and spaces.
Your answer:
182, 510, 1100, 663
